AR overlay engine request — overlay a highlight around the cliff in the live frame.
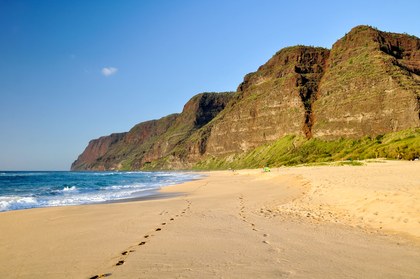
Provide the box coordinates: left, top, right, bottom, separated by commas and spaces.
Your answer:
313, 25, 420, 139
72, 25, 420, 171
71, 133, 126, 171
202, 46, 330, 156
71, 92, 233, 170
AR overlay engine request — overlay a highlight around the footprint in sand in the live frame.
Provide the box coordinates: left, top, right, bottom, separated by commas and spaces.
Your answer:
89, 273, 112, 279
238, 197, 267, 235
121, 250, 135, 255
159, 210, 169, 216
90, 214, 177, 277
95, 206, 190, 278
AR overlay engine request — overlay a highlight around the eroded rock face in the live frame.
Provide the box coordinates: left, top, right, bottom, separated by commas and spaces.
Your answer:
123, 114, 179, 145
72, 26, 420, 170
312, 25, 420, 139
203, 46, 330, 156
71, 133, 126, 170
70, 92, 233, 170
129, 92, 233, 169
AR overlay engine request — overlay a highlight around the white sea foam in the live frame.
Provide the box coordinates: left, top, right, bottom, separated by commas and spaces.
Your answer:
62, 186, 77, 192
0, 184, 158, 211
42, 186, 156, 208
105, 183, 152, 190
0, 196, 38, 211
92, 172, 121, 176
0, 172, 203, 211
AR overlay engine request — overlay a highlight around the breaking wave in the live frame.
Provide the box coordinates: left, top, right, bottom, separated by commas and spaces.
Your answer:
0, 171, 202, 212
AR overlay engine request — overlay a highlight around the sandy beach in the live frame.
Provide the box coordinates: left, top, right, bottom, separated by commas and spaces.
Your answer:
1, 160, 419, 278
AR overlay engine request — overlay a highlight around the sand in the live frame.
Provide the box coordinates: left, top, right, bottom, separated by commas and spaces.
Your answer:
0, 160, 419, 278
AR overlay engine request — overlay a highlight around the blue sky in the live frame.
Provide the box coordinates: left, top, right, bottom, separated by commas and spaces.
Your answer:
0, 0, 419, 170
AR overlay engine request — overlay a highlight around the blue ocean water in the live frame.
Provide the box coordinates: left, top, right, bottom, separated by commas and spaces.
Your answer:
0, 171, 201, 212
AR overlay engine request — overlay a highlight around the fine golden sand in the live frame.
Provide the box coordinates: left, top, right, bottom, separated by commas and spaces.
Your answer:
0, 160, 419, 278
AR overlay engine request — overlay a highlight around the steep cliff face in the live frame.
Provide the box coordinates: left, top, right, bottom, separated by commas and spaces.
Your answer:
130, 92, 233, 169
72, 26, 420, 170
313, 25, 420, 139
98, 114, 180, 170
70, 92, 233, 170
71, 133, 126, 170
203, 46, 329, 156
71, 115, 178, 171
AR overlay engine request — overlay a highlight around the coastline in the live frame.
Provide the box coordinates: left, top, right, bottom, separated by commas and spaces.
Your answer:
0, 161, 419, 278
0, 171, 203, 212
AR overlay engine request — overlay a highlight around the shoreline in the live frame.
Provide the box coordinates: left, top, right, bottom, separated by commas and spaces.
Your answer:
0, 190, 183, 214
0, 171, 205, 213
1, 161, 419, 278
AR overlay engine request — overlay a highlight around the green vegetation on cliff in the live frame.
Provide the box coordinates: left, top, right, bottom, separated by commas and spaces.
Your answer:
72, 25, 419, 171
313, 25, 420, 139
193, 128, 420, 170
71, 92, 234, 171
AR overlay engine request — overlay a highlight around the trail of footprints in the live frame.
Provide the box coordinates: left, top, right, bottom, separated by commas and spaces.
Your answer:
238, 195, 271, 245
88, 199, 192, 279
238, 195, 258, 231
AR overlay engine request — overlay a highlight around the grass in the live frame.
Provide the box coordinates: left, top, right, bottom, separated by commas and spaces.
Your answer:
193, 128, 420, 170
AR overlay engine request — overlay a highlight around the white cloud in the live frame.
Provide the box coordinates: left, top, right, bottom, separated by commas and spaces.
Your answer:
101, 67, 118, 77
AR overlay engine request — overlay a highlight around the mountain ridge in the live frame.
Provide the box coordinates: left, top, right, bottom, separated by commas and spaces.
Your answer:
71, 25, 420, 171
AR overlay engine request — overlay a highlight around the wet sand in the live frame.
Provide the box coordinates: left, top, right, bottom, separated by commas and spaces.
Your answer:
0, 160, 419, 278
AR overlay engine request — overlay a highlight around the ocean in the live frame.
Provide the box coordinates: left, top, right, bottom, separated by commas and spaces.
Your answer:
0, 171, 202, 212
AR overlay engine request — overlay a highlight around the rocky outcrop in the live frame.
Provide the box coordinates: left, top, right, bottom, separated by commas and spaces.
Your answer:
71, 133, 126, 170
71, 92, 233, 170
203, 46, 329, 156
129, 92, 233, 169
312, 25, 420, 139
72, 25, 420, 170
